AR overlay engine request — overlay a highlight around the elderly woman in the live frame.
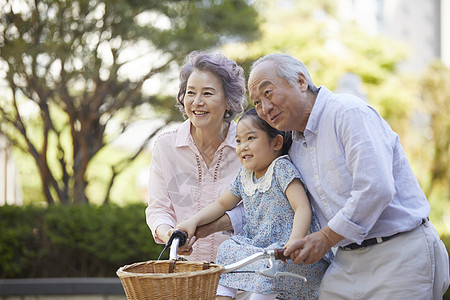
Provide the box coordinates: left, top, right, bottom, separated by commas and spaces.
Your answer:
145, 51, 247, 262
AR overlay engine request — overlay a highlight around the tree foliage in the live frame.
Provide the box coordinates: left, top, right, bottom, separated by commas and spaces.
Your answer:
420, 62, 450, 197
221, 0, 449, 232
222, 0, 409, 133
0, 0, 259, 205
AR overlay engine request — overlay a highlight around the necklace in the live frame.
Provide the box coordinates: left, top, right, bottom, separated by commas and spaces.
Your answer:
192, 123, 229, 166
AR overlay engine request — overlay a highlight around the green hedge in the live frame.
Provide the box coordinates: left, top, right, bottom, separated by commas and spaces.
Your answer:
0, 204, 166, 278
0, 204, 449, 297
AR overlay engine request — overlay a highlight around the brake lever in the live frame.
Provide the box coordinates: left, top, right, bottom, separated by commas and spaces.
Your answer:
156, 230, 188, 261
255, 250, 307, 282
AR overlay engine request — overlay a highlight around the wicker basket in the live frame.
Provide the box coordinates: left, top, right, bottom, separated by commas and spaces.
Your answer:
117, 260, 224, 300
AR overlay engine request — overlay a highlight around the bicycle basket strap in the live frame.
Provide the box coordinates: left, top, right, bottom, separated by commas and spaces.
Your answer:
169, 260, 176, 273
202, 262, 210, 270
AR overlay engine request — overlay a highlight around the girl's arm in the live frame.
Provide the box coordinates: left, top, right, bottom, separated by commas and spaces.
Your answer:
176, 189, 241, 239
284, 178, 312, 248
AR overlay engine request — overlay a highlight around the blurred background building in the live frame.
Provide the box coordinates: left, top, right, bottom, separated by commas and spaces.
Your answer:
338, 0, 450, 72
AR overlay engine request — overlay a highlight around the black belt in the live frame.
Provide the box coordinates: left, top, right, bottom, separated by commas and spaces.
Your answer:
341, 218, 429, 251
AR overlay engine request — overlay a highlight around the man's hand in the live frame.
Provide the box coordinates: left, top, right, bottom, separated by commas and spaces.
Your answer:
176, 236, 197, 256
284, 226, 344, 264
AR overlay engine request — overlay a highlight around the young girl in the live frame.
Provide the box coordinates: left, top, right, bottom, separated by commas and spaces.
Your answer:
177, 109, 331, 299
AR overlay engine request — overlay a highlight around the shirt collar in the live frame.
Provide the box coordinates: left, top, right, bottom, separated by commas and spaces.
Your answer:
304, 86, 332, 135
175, 119, 192, 147
175, 119, 237, 150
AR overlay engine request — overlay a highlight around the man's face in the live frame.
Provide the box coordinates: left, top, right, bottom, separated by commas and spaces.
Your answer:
248, 61, 308, 132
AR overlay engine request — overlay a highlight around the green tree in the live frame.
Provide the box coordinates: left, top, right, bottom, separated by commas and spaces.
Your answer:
0, 0, 259, 205
222, 0, 449, 233
222, 0, 410, 133
420, 62, 450, 197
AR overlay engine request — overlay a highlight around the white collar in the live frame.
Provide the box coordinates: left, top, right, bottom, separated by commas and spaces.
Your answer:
241, 155, 290, 196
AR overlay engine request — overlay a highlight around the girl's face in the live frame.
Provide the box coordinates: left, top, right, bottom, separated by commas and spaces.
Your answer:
236, 117, 282, 178
184, 69, 227, 130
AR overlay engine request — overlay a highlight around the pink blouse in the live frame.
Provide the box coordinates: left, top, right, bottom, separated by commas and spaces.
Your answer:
145, 119, 242, 262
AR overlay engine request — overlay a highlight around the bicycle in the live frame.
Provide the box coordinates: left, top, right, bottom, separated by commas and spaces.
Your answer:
117, 230, 306, 300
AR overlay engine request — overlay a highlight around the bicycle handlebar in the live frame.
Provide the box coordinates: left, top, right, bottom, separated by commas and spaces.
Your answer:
167, 231, 305, 281
167, 230, 290, 261
168, 231, 289, 257
222, 248, 288, 273
167, 230, 188, 247
273, 248, 290, 260
168, 230, 188, 261
222, 248, 306, 281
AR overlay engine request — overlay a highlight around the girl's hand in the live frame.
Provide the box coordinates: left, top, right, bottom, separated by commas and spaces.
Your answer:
165, 227, 196, 256
284, 238, 294, 250
173, 220, 198, 256
176, 219, 198, 239
284, 238, 300, 261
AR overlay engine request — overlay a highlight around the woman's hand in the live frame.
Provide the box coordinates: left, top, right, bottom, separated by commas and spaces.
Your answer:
155, 224, 174, 245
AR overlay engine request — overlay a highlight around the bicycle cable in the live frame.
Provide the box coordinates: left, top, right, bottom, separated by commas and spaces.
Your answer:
157, 244, 169, 261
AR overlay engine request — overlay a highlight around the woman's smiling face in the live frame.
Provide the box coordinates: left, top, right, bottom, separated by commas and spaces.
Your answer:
184, 69, 227, 130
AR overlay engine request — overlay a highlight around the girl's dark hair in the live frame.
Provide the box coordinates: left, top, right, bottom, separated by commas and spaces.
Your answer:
238, 108, 292, 155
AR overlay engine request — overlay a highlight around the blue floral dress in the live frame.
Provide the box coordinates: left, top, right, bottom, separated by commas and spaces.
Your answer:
216, 156, 332, 299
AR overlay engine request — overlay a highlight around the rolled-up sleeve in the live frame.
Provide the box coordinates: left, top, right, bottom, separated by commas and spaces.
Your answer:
327, 106, 396, 244
292, 87, 429, 247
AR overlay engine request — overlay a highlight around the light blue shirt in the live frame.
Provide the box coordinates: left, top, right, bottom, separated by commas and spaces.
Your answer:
226, 202, 245, 235
289, 86, 430, 247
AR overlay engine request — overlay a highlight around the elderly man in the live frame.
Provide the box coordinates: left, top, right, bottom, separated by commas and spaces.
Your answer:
244, 53, 449, 299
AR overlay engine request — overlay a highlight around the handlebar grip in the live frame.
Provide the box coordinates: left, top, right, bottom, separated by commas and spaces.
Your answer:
274, 248, 290, 260
167, 230, 188, 247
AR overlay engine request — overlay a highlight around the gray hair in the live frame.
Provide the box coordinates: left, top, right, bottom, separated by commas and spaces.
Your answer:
251, 54, 318, 93
177, 51, 247, 122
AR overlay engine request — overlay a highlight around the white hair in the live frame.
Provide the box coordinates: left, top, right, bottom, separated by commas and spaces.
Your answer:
251, 54, 318, 93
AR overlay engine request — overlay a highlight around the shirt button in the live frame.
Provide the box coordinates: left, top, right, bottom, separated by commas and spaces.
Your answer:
324, 202, 329, 207
314, 175, 319, 180
310, 147, 314, 151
